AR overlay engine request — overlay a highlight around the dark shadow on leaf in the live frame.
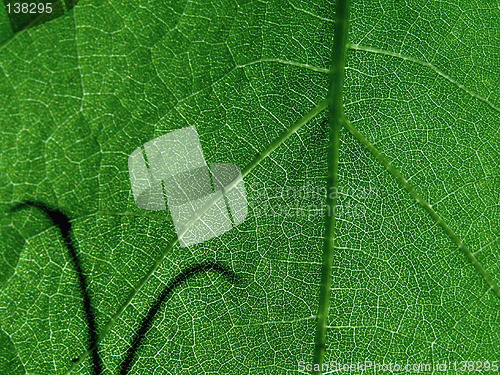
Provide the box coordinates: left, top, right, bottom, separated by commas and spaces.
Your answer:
119, 261, 240, 375
10, 201, 103, 375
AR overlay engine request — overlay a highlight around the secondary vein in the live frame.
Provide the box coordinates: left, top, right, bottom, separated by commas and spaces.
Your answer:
347, 43, 500, 114
65, 98, 328, 375
344, 119, 500, 300
312, 0, 350, 373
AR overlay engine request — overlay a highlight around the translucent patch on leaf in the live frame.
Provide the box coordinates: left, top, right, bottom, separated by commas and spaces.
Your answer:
128, 126, 247, 247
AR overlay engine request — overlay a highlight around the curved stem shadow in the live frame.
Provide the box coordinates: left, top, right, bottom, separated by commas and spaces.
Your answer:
10, 201, 103, 375
119, 261, 240, 375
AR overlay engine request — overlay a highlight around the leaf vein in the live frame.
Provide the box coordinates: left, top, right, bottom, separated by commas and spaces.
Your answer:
348, 43, 500, 114
344, 119, 500, 300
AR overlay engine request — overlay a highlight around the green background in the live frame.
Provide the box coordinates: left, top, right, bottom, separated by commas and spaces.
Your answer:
0, 0, 499, 373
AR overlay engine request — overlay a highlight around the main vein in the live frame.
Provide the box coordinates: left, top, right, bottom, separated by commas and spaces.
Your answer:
65, 98, 328, 374
312, 0, 350, 373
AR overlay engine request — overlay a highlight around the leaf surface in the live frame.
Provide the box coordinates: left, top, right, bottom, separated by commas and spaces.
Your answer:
0, 0, 499, 374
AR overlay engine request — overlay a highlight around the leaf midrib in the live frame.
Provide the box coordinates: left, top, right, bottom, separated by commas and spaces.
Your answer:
312, 0, 350, 372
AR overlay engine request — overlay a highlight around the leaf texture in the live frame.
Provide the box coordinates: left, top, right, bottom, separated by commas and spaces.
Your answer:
0, 0, 499, 374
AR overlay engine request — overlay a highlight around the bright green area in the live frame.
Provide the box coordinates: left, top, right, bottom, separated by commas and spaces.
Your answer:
0, 0, 499, 374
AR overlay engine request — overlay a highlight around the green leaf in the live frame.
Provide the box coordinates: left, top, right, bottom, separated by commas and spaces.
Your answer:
1, 0, 499, 374
0, 326, 25, 374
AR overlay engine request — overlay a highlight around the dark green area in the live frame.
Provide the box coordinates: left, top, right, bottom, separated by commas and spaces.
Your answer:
0, 328, 25, 374
3, 0, 64, 33
0, 226, 24, 288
